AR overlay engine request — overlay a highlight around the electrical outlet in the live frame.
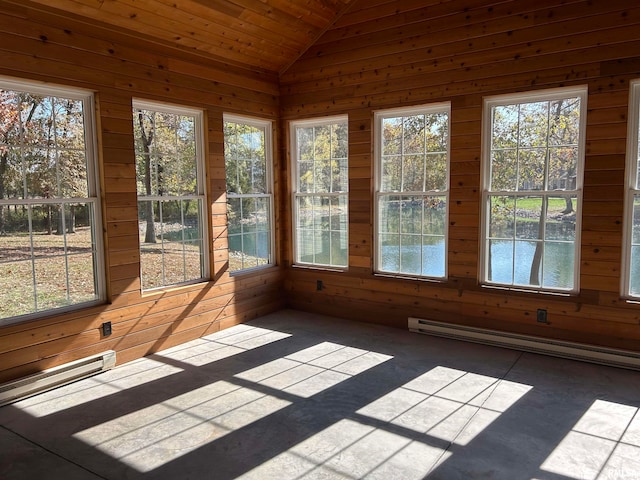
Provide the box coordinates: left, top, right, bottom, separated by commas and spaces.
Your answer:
316, 280, 323, 291
102, 321, 112, 337
536, 309, 548, 324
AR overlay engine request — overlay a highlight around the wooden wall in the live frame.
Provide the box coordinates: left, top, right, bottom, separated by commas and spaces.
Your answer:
280, 0, 640, 350
0, 1, 285, 383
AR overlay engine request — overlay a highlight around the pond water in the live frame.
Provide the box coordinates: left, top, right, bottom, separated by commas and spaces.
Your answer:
229, 231, 271, 259
381, 238, 575, 289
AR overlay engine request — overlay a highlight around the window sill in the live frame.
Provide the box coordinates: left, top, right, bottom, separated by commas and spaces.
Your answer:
373, 272, 447, 284
229, 263, 279, 277
480, 283, 575, 297
291, 263, 348, 274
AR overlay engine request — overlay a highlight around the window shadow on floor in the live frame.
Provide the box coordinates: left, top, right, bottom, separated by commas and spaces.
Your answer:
1, 309, 639, 480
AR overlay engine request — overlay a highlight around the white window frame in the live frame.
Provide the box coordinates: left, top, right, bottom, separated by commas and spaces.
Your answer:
132, 99, 209, 291
223, 113, 275, 274
290, 115, 349, 270
0, 76, 104, 326
374, 103, 451, 279
622, 79, 640, 298
480, 86, 587, 294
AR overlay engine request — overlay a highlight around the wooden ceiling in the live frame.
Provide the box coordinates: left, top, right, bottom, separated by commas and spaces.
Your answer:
25, 0, 356, 73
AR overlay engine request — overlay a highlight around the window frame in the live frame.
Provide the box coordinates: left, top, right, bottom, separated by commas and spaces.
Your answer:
223, 113, 275, 274
479, 86, 588, 294
373, 102, 451, 280
132, 98, 209, 291
290, 115, 349, 270
622, 79, 640, 299
0, 75, 105, 326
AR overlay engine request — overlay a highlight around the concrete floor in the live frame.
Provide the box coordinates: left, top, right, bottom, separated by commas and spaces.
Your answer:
1, 309, 640, 480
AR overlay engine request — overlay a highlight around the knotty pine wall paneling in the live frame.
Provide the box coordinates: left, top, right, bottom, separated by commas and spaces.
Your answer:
280, 0, 640, 351
0, 2, 284, 383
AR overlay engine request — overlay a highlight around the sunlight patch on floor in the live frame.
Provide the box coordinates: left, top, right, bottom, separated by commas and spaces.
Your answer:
540, 400, 640, 480
13, 357, 183, 418
239, 366, 532, 479
72, 328, 393, 473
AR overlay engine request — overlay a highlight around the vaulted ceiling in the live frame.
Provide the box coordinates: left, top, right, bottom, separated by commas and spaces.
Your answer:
24, 0, 356, 74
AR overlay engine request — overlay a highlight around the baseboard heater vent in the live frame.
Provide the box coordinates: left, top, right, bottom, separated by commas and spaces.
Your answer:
0, 350, 116, 407
408, 318, 640, 371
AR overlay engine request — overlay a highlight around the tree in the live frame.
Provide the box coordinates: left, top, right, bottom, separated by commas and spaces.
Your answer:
0, 90, 22, 234
136, 110, 157, 243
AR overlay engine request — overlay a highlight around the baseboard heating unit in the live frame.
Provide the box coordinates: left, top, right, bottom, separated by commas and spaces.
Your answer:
408, 317, 640, 371
0, 350, 116, 407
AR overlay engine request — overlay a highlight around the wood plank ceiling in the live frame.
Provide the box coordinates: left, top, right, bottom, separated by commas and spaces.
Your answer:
24, 0, 356, 74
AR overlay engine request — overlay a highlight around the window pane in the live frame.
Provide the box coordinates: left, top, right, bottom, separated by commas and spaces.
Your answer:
24, 148, 55, 198
489, 196, 515, 239
423, 235, 445, 278
546, 196, 576, 241
380, 233, 400, 272
293, 117, 348, 268
515, 196, 542, 240
485, 89, 584, 291
256, 231, 271, 265
514, 240, 538, 286
628, 187, 640, 297
424, 196, 446, 236
549, 97, 581, 146
59, 150, 88, 198
543, 242, 574, 289
427, 112, 448, 152
55, 98, 86, 150
22, 95, 53, 146
297, 127, 314, 161
331, 230, 348, 267
135, 104, 206, 288
34, 256, 69, 311
488, 239, 514, 284
314, 153, 332, 193
633, 196, 640, 245
400, 234, 421, 275
425, 153, 447, 191
381, 156, 401, 191
403, 115, 425, 154
382, 117, 402, 155
379, 196, 400, 234
67, 252, 98, 304
400, 197, 423, 234
0, 148, 23, 199
0, 84, 101, 324
332, 122, 348, 161
518, 149, 545, 191
490, 150, 517, 191
492, 104, 519, 149
376, 106, 449, 278
184, 240, 205, 280
519, 101, 549, 148
225, 118, 273, 272
548, 147, 578, 190
402, 155, 424, 192
629, 245, 640, 296
297, 229, 315, 264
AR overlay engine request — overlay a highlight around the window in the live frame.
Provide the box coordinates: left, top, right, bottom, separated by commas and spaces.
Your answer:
375, 104, 450, 278
0, 77, 103, 324
623, 80, 640, 298
133, 100, 208, 290
224, 115, 274, 272
291, 116, 348, 268
481, 87, 587, 292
